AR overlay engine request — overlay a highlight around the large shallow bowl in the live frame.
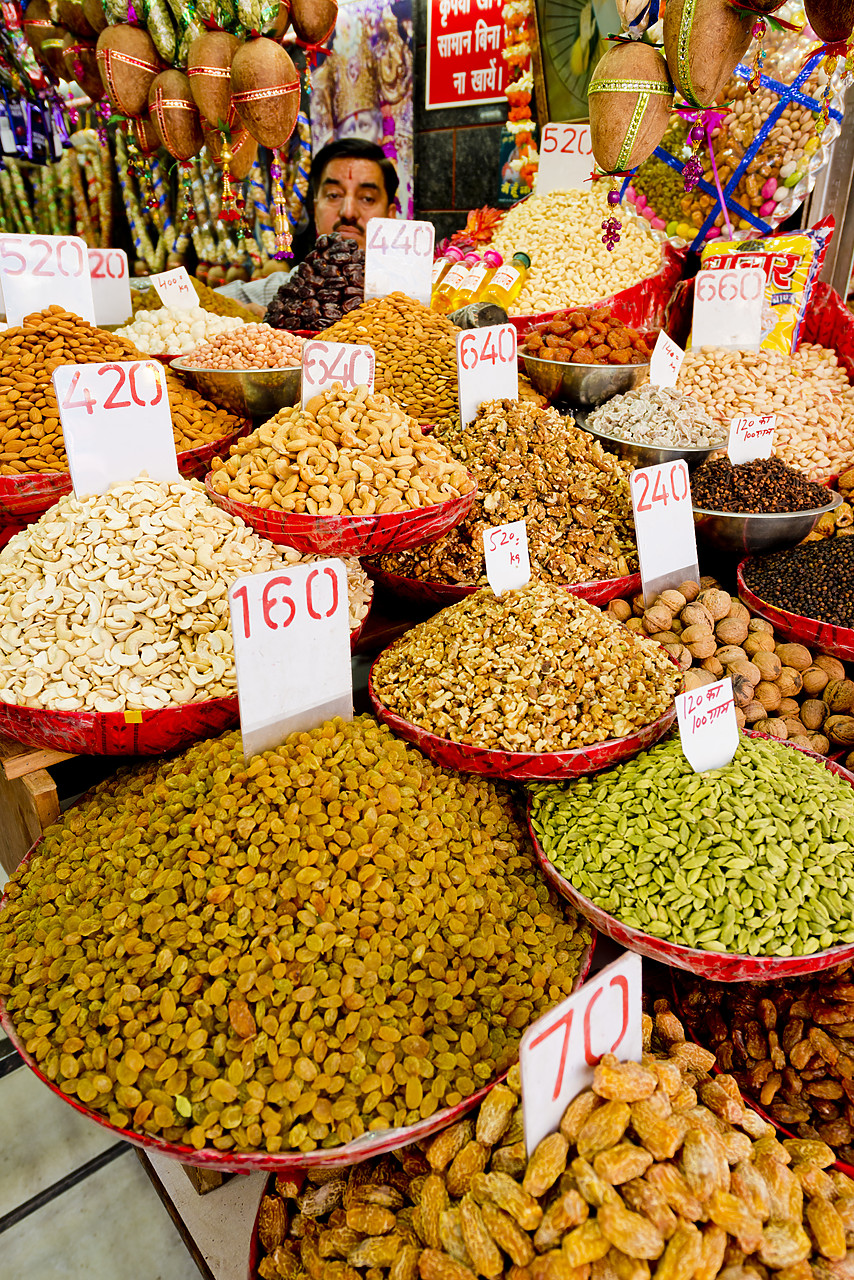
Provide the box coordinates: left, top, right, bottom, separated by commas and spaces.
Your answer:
522, 354, 649, 408
575, 412, 725, 471
369, 662, 675, 782
737, 557, 854, 661
171, 359, 301, 419
695, 491, 841, 556
366, 562, 642, 610
528, 735, 854, 980
205, 478, 477, 557
0, 857, 595, 1174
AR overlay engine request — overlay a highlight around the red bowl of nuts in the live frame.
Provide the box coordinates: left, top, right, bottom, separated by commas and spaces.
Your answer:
204, 479, 478, 558
738, 560, 854, 663
365, 562, 642, 611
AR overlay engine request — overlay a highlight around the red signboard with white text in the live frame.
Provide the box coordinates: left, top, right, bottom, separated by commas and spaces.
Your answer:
426, 0, 507, 109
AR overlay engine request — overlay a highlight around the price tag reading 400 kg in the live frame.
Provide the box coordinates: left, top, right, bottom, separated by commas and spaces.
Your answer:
229, 561, 353, 762
302, 339, 375, 407
692, 267, 765, 352
0, 233, 95, 326
364, 218, 435, 307
630, 460, 700, 606
52, 360, 179, 498
456, 323, 518, 431
520, 952, 643, 1156
535, 122, 594, 197
676, 676, 739, 773
150, 265, 196, 310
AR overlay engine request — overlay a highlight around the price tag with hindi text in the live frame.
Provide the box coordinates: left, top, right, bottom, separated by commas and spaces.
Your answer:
727, 413, 776, 465
676, 677, 739, 773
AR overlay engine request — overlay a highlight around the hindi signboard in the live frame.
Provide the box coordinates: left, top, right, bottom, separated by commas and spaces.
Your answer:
426, 0, 507, 109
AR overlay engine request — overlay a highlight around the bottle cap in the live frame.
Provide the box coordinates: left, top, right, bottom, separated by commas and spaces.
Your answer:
483, 249, 503, 267
445, 245, 465, 262
512, 252, 531, 268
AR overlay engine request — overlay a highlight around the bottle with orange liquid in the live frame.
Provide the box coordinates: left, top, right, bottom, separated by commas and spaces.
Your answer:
480, 251, 531, 310
432, 252, 480, 313
430, 245, 464, 297
449, 249, 504, 310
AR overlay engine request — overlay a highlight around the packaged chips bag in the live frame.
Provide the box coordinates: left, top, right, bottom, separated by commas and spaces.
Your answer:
697, 217, 834, 356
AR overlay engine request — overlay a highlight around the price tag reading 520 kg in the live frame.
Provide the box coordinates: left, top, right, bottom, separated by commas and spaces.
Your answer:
229, 561, 353, 762
456, 323, 517, 430
52, 360, 178, 498
302, 340, 375, 407
630, 460, 700, 606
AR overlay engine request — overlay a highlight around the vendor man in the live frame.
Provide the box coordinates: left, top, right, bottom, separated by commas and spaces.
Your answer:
216, 138, 399, 311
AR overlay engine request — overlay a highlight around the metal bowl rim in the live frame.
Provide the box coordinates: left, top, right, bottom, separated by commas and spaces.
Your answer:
583, 419, 727, 455
170, 358, 302, 376
522, 353, 651, 373
692, 490, 842, 520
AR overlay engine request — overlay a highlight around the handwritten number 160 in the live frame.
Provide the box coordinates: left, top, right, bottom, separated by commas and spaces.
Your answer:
232, 567, 340, 639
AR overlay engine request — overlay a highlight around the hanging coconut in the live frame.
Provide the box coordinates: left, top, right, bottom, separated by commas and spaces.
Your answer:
81, 0, 108, 34
23, 0, 68, 80
96, 26, 162, 118
804, 0, 854, 43
132, 116, 161, 156
269, 0, 292, 40
589, 43, 674, 174
290, 0, 337, 47
187, 32, 241, 129
148, 70, 205, 160
664, 0, 754, 108
57, 0, 99, 39
230, 37, 300, 149
205, 127, 259, 180
61, 34, 105, 101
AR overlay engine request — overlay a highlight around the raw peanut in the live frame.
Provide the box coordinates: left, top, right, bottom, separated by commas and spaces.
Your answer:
593, 1058, 657, 1102
621, 1179, 678, 1239
593, 1143, 654, 1186
597, 1202, 665, 1260
460, 1194, 503, 1279
471, 1172, 542, 1230
480, 1202, 536, 1266
560, 1220, 612, 1266
447, 1143, 491, 1198
757, 1220, 812, 1268
418, 1247, 478, 1280
577, 1102, 632, 1159
523, 1133, 570, 1197
561, 1092, 604, 1145
653, 1223, 704, 1280
428, 1121, 476, 1172
534, 1190, 589, 1251
707, 1190, 764, 1252
476, 1086, 518, 1148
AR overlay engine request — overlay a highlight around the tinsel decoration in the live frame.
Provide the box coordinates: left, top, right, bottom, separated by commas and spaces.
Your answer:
219, 142, 241, 221
125, 125, 157, 211
180, 159, 196, 223
270, 147, 292, 258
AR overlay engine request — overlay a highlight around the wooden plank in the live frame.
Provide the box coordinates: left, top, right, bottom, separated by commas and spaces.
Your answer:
180, 1164, 232, 1196
0, 761, 53, 875
3, 747, 75, 780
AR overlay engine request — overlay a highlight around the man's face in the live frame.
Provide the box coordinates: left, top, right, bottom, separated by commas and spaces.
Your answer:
314, 157, 395, 249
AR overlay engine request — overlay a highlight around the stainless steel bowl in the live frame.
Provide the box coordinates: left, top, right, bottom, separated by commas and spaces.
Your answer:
521, 353, 649, 407
693, 490, 842, 555
575, 412, 726, 470
170, 360, 301, 418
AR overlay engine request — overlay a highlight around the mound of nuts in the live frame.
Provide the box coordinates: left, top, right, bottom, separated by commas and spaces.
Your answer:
0, 716, 591, 1154
0, 308, 247, 475
376, 399, 637, 587
253, 1001, 849, 1280
532, 733, 854, 955
133, 277, 258, 323
371, 582, 680, 752
117, 306, 245, 356
209, 383, 475, 517
0, 477, 371, 713
675, 346, 854, 483
490, 188, 662, 316
184, 324, 304, 370
607, 581, 845, 756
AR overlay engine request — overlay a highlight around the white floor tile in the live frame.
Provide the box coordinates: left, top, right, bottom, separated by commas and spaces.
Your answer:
0, 1149, 201, 1280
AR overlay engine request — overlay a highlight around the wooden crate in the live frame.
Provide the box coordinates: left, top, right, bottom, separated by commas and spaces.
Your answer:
0, 734, 72, 875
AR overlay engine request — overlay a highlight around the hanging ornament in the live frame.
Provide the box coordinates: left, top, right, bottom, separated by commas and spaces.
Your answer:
270, 148, 292, 258
180, 159, 197, 223
218, 142, 241, 221
674, 105, 734, 237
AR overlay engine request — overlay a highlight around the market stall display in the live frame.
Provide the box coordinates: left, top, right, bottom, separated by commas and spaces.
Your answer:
373, 399, 638, 601
131, 277, 258, 322
263, 234, 365, 332
0, 716, 591, 1164
115, 304, 245, 355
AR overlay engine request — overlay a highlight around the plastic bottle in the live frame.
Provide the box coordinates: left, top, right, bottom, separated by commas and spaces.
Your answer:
449, 249, 504, 310
432, 252, 480, 314
481, 251, 531, 310
430, 245, 464, 297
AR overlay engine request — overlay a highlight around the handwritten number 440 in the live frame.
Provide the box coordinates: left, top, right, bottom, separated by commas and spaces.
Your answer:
529, 974, 630, 1102
232, 568, 340, 639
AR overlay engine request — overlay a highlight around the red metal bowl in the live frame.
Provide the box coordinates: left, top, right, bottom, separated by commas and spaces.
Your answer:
365, 563, 641, 610
528, 734, 854, 980
0, 856, 595, 1176
204, 478, 477, 557
737, 560, 854, 662
369, 662, 676, 782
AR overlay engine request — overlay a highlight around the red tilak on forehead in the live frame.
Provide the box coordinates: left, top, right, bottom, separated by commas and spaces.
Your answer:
346, 164, 354, 182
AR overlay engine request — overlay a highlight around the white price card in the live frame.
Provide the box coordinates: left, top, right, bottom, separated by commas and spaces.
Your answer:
456, 323, 518, 429
150, 265, 196, 310
483, 520, 530, 596
364, 218, 435, 307
301, 339, 375, 407
728, 413, 776, 465
676, 676, 739, 773
692, 267, 764, 351
0, 234, 94, 326
88, 247, 132, 326
229, 561, 353, 762
649, 330, 685, 388
52, 360, 179, 498
630, 460, 700, 606
535, 122, 594, 197
520, 952, 642, 1157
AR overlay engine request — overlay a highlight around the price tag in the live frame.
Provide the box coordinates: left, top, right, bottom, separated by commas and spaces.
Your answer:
88, 247, 132, 326
483, 520, 530, 596
0, 234, 94, 326
692, 267, 764, 351
229, 561, 353, 762
676, 677, 739, 773
629, 461, 700, 606
456, 323, 518, 429
520, 952, 642, 1156
364, 218, 435, 307
301, 340, 375, 407
150, 265, 196, 310
727, 413, 776, 465
52, 360, 178, 498
649, 330, 685, 388
535, 122, 594, 197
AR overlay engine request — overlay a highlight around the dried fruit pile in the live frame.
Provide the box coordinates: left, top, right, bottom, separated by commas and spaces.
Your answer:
0, 718, 590, 1155
522, 308, 652, 367
263, 234, 365, 331
254, 1001, 851, 1279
